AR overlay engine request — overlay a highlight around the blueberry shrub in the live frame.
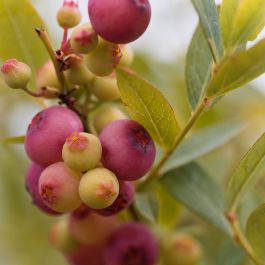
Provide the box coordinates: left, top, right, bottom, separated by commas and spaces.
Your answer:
1, 0, 265, 265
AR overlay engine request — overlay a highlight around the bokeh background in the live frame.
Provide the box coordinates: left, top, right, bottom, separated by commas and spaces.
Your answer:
1, 0, 265, 264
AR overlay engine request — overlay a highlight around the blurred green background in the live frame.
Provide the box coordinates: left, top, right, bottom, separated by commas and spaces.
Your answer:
1, 0, 265, 264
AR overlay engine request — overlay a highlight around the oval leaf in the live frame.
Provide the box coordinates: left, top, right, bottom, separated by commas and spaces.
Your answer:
246, 204, 265, 261
191, 0, 224, 61
224, 0, 265, 49
160, 162, 232, 235
207, 38, 265, 96
227, 132, 265, 212
134, 191, 159, 223
116, 68, 180, 150
163, 121, 244, 172
0, 0, 47, 70
186, 25, 213, 110
0, 135, 25, 144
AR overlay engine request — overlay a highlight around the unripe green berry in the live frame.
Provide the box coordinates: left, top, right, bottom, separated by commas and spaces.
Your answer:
163, 234, 202, 265
57, 0, 81, 29
84, 39, 121, 76
49, 218, 79, 254
91, 75, 120, 101
65, 59, 94, 85
36, 60, 61, 89
119, 45, 134, 67
79, 168, 119, 209
1, 59, 31, 89
93, 106, 127, 134
70, 23, 98, 54
62, 132, 102, 172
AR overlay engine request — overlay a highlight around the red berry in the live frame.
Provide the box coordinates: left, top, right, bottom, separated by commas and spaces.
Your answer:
88, 0, 151, 44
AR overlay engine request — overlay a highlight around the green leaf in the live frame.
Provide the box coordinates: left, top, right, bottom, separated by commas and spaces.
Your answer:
163, 121, 244, 172
134, 191, 159, 223
155, 183, 183, 230
160, 162, 232, 235
246, 204, 265, 261
186, 26, 213, 110
0, 0, 47, 70
220, 0, 240, 48
116, 68, 180, 150
206, 39, 265, 96
0, 135, 25, 144
191, 0, 223, 61
227, 132, 265, 212
222, 0, 265, 49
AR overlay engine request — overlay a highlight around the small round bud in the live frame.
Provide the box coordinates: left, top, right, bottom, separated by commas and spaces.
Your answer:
49, 218, 79, 254
79, 168, 119, 209
39, 162, 82, 213
65, 58, 94, 85
1, 59, 31, 88
70, 23, 98, 54
120, 45, 134, 67
88, 0, 151, 44
57, 0, 81, 29
95, 181, 134, 216
163, 234, 202, 265
93, 106, 127, 134
62, 132, 102, 172
91, 75, 120, 101
36, 60, 61, 89
104, 222, 159, 265
69, 208, 117, 245
85, 39, 121, 76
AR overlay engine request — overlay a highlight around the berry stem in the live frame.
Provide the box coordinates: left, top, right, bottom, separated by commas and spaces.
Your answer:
138, 97, 209, 191
61, 28, 69, 48
226, 212, 264, 265
35, 27, 66, 92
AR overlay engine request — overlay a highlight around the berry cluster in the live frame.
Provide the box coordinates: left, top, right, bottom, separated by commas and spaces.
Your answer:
0, 0, 165, 264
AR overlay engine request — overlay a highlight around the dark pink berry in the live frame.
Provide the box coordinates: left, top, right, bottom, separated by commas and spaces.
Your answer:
104, 222, 159, 265
88, 0, 151, 44
67, 244, 104, 265
95, 181, 134, 216
99, 119, 156, 181
25, 106, 83, 166
25, 163, 59, 215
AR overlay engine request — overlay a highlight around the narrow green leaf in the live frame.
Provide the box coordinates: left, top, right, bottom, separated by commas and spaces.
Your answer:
186, 26, 213, 110
0, 135, 25, 144
134, 192, 159, 223
160, 162, 232, 235
0, 0, 47, 70
163, 121, 244, 172
227, 132, 265, 212
155, 183, 183, 230
116, 68, 180, 150
220, 0, 240, 48
207, 39, 265, 96
191, 0, 223, 61
246, 204, 265, 261
223, 0, 265, 49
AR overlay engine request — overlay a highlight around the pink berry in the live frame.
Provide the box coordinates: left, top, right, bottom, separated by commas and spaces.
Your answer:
99, 119, 156, 181
104, 222, 159, 265
67, 244, 104, 265
25, 106, 83, 166
39, 162, 82, 213
69, 208, 117, 245
25, 163, 59, 215
95, 181, 134, 216
88, 0, 151, 44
